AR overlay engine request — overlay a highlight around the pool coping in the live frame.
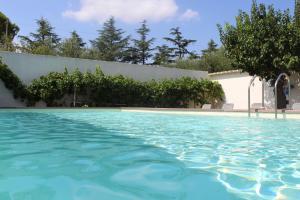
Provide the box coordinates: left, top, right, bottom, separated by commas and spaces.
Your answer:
120, 108, 300, 119
1, 107, 300, 119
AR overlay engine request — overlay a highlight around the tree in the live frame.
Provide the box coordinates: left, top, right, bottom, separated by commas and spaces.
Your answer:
163, 47, 233, 73
153, 45, 175, 65
200, 47, 233, 73
59, 31, 85, 58
164, 27, 196, 59
90, 17, 129, 62
120, 46, 139, 64
218, 1, 300, 82
0, 12, 19, 51
295, 0, 300, 27
131, 20, 155, 65
19, 17, 60, 55
188, 51, 200, 60
201, 39, 218, 56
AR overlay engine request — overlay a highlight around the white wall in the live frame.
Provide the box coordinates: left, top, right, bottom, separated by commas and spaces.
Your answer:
210, 71, 300, 110
0, 51, 207, 84
0, 51, 208, 107
210, 71, 264, 109
288, 72, 300, 106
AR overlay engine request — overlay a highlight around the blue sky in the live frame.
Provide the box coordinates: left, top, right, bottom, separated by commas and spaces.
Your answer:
0, 0, 295, 53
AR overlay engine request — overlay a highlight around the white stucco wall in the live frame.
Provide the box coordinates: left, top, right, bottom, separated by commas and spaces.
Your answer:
0, 51, 208, 107
210, 71, 300, 110
210, 71, 264, 109
0, 51, 207, 84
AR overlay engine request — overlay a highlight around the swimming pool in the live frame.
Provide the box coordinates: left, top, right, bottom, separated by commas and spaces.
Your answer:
0, 109, 299, 200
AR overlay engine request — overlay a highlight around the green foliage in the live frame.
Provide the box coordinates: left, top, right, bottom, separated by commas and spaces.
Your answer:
1, 12, 231, 73
90, 17, 130, 62
19, 17, 61, 55
26, 67, 224, 107
165, 48, 233, 73
295, 0, 300, 28
131, 20, 155, 64
202, 39, 218, 56
218, 1, 300, 81
59, 31, 86, 58
0, 11, 19, 51
164, 27, 196, 59
153, 45, 175, 65
0, 59, 27, 99
200, 47, 234, 73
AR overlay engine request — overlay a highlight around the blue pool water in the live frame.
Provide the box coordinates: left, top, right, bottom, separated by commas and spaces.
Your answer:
0, 110, 299, 200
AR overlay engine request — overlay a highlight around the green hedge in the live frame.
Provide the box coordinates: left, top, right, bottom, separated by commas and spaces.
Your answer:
0, 60, 224, 107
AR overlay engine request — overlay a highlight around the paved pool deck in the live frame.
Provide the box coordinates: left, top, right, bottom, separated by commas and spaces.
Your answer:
121, 107, 300, 119
1, 107, 300, 119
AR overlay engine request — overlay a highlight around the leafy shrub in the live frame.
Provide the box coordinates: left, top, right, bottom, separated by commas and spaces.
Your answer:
27, 67, 224, 107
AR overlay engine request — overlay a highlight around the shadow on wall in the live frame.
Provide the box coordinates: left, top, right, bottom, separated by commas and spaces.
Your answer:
0, 81, 25, 107
290, 72, 300, 105
264, 81, 275, 109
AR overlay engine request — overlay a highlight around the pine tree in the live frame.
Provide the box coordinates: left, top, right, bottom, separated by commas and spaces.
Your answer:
164, 27, 196, 59
153, 45, 175, 65
90, 17, 129, 61
19, 17, 60, 55
59, 31, 85, 58
131, 20, 155, 65
201, 39, 218, 56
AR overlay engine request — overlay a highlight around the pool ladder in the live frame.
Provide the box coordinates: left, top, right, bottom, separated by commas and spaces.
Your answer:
248, 73, 290, 119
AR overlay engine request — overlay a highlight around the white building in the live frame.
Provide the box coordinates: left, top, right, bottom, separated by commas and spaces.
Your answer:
209, 70, 300, 110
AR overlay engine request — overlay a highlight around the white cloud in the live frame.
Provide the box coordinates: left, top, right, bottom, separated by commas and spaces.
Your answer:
63, 0, 178, 23
179, 9, 199, 21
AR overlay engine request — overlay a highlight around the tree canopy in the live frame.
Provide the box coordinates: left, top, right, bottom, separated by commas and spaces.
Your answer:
295, 0, 300, 27
1, 11, 234, 72
131, 20, 155, 65
59, 31, 85, 58
19, 17, 60, 55
90, 17, 130, 62
153, 45, 175, 65
200, 47, 233, 73
201, 39, 218, 56
164, 27, 196, 59
218, 1, 300, 81
0, 11, 19, 50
